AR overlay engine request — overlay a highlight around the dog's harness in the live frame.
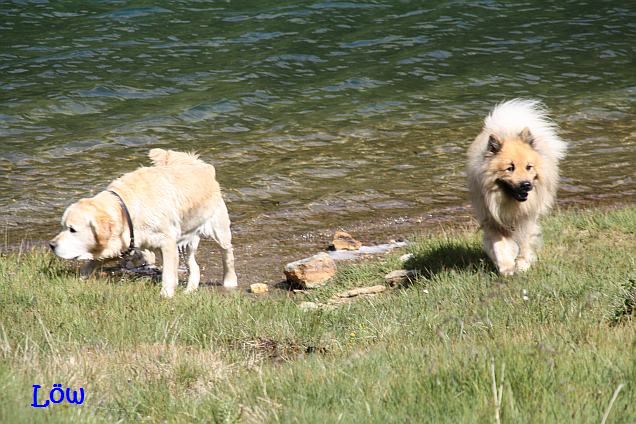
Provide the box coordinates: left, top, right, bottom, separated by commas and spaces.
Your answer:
107, 190, 136, 256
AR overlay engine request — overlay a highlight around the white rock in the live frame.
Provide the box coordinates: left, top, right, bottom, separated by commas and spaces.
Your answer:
399, 253, 414, 262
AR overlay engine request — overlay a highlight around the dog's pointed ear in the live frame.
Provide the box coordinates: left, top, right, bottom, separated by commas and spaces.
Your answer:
487, 134, 502, 154
519, 127, 535, 147
148, 148, 169, 166
90, 211, 112, 248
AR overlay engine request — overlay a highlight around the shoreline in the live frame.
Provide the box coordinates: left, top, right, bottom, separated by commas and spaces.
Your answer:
2, 199, 633, 288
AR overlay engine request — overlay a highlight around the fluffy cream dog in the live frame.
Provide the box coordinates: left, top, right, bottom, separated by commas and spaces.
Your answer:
467, 99, 566, 275
50, 149, 238, 297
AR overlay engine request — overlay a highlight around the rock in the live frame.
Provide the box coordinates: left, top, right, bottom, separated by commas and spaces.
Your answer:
327, 285, 387, 305
336, 285, 386, 298
299, 301, 321, 311
330, 230, 362, 251
300, 285, 389, 310
250, 283, 269, 294
384, 269, 418, 287
399, 253, 414, 263
284, 252, 337, 289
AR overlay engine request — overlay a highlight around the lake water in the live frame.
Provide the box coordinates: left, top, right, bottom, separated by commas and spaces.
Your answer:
1, 1, 634, 282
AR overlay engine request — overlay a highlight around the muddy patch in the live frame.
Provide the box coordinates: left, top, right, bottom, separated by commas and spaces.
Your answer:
238, 337, 328, 363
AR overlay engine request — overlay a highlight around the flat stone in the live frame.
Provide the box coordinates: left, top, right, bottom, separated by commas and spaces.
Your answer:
250, 283, 269, 294
384, 269, 418, 287
327, 297, 352, 305
331, 230, 362, 251
284, 252, 337, 289
336, 285, 386, 298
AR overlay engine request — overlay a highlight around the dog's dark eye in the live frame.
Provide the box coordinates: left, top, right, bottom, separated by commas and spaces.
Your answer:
69, 227, 77, 233
506, 164, 515, 172
526, 164, 533, 170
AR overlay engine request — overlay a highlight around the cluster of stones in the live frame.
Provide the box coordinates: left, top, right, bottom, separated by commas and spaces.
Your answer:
258, 231, 420, 308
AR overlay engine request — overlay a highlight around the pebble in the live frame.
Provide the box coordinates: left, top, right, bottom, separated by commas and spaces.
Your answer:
330, 230, 362, 251
250, 283, 269, 294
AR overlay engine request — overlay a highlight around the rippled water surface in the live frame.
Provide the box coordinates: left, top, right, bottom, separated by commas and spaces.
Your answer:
1, 1, 634, 276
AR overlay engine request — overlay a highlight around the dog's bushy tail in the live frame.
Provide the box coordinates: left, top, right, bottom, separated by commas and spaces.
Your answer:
148, 148, 202, 166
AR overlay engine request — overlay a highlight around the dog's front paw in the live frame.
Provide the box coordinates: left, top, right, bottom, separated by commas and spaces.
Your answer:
498, 262, 516, 276
515, 258, 532, 272
160, 287, 176, 298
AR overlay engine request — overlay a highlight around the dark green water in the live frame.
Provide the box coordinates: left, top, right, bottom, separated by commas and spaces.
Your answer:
1, 1, 634, 278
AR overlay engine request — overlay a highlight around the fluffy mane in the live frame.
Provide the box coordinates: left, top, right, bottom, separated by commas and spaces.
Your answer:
467, 99, 567, 230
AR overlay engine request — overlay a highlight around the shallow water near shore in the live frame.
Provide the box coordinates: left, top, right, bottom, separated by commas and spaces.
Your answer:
1, 1, 634, 284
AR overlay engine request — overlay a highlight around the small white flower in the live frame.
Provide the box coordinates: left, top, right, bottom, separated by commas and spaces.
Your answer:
522, 289, 529, 301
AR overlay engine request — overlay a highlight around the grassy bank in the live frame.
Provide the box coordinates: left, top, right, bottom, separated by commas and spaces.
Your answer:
1, 207, 634, 423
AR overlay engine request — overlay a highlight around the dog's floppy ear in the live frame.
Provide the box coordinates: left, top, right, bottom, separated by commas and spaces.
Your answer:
90, 211, 113, 248
487, 134, 502, 154
519, 127, 535, 147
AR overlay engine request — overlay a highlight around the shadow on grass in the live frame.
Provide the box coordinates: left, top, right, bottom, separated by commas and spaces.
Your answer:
404, 240, 493, 280
233, 337, 329, 363
611, 276, 635, 326
40, 258, 162, 283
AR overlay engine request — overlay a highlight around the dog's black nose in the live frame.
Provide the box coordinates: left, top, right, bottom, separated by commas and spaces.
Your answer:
49, 241, 57, 251
519, 181, 532, 192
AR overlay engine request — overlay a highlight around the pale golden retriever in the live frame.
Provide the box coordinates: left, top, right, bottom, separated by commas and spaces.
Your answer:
50, 149, 237, 297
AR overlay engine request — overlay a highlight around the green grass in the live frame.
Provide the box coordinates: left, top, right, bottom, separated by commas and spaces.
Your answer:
1, 207, 634, 423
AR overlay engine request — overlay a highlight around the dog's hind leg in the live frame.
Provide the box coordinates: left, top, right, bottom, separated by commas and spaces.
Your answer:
483, 227, 518, 276
159, 239, 179, 298
220, 244, 238, 287
184, 236, 201, 293
207, 206, 238, 288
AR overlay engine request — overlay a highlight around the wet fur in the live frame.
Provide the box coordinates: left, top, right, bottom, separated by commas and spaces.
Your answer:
467, 99, 566, 275
50, 148, 238, 297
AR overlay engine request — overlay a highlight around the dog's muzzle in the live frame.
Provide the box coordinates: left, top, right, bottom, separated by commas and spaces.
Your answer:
497, 180, 533, 202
